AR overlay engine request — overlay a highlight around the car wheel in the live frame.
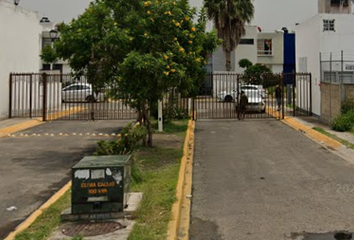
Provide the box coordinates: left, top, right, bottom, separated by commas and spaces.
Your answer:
86, 95, 96, 103
224, 95, 233, 102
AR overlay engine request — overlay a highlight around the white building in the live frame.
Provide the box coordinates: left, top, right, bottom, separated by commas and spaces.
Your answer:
295, 0, 354, 116
0, 0, 43, 119
211, 25, 291, 74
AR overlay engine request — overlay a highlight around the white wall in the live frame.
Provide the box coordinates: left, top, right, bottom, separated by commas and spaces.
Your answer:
295, 13, 354, 116
295, 15, 322, 116
235, 26, 258, 73
0, 0, 42, 119
213, 25, 258, 73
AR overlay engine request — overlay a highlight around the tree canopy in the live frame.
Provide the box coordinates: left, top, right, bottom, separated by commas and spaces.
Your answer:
204, 0, 254, 71
42, 0, 219, 146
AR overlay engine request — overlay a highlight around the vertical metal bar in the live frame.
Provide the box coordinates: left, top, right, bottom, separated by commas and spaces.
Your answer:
9, 73, 13, 118
42, 73, 48, 121
281, 73, 285, 119
309, 73, 312, 116
29, 75, 33, 118
292, 73, 296, 117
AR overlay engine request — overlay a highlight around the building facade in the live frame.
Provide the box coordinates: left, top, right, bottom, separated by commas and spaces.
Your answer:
295, 0, 354, 117
0, 0, 44, 119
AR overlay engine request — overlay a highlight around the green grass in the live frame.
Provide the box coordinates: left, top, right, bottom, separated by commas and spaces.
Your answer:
13, 120, 187, 240
15, 191, 71, 240
152, 119, 189, 134
128, 120, 186, 240
313, 127, 354, 150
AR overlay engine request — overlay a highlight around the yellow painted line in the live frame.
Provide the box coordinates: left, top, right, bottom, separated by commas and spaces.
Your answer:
266, 106, 341, 149
167, 119, 195, 240
4, 181, 72, 240
47, 106, 84, 121
282, 117, 341, 149
0, 118, 44, 138
178, 122, 195, 240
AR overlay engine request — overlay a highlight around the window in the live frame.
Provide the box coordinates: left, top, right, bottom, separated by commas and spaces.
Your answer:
42, 37, 52, 49
331, 0, 348, 5
323, 19, 335, 31
239, 39, 254, 45
257, 39, 272, 55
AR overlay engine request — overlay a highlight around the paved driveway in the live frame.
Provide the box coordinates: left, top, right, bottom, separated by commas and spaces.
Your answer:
190, 120, 354, 240
0, 120, 132, 239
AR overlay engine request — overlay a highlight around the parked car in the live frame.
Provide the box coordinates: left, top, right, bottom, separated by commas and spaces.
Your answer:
217, 84, 266, 102
62, 83, 105, 103
243, 95, 266, 113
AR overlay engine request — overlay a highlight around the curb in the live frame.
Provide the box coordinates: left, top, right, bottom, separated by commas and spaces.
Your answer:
282, 116, 342, 150
167, 119, 195, 240
4, 181, 72, 240
0, 118, 44, 138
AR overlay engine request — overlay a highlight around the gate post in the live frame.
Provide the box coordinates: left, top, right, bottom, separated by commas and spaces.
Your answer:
8, 73, 13, 119
29, 74, 33, 118
309, 73, 313, 116
292, 73, 296, 117
42, 73, 48, 121
281, 73, 285, 119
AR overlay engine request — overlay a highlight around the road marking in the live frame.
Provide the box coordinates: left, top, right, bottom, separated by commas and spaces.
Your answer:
167, 119, 195, 240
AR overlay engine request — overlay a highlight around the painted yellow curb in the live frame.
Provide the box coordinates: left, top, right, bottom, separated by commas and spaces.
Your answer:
282, 117, 341, 149
266, 106, 341, 149
46, 106, 84, 121
4, 181, 72, 240
0, 118, 44, 138
167, 119, 195, 240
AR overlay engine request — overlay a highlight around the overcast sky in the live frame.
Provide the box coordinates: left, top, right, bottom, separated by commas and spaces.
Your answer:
19, 0, 319, 31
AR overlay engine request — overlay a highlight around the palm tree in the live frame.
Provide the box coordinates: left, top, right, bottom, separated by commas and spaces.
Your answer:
204, 0, 254, 71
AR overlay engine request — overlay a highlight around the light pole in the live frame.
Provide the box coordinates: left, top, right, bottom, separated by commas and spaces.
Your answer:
14, 0, 20, 5
49, 29, 58, 71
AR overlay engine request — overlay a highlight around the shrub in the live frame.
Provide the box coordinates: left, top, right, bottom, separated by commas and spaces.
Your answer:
341, 99, 354, 114
332, 110, 354, 132
94, 123, 147, 156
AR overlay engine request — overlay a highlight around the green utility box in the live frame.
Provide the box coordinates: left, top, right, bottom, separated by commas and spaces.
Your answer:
71, 155, 131, 214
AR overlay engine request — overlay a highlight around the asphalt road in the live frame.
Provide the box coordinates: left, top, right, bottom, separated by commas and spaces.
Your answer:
0, 120, 133, 239
190, 120, 354, 240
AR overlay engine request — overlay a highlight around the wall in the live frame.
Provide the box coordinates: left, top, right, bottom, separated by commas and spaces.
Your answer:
321, 83, 354, 123
0, 0, 42, 119
296, 13, 354, 116
212, 25, 257, 73
295, 15, 322, 116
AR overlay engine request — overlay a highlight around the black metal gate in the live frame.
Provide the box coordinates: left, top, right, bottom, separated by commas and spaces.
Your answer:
193, 72, 312, 120
9, 73, 137, 121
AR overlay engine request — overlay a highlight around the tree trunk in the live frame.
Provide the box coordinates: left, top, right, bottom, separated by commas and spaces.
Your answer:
142, 107, 153, 147
225, 50, 232, 71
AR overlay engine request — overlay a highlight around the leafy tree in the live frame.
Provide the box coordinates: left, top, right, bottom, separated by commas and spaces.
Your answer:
238, 58, 252, 69
204, 0, 254, 71
42, 0, 219, 147
244, 63, 272, 85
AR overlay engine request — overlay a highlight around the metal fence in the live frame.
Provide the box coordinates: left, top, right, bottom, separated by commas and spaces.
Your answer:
9, 73, 190, 121
320, 51, 354, 84
193, 72, 312, 120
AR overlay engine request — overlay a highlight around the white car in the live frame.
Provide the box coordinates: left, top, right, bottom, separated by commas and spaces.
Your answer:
217, 84, 266, 102
244, 95, 266, 113
62, 83, 105, 103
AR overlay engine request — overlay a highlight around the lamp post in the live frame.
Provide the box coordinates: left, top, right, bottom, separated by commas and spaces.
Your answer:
49, 29, 58, 71
14, 0, 20, 5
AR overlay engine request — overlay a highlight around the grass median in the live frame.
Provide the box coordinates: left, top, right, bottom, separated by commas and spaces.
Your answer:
13, 119, 188, 240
